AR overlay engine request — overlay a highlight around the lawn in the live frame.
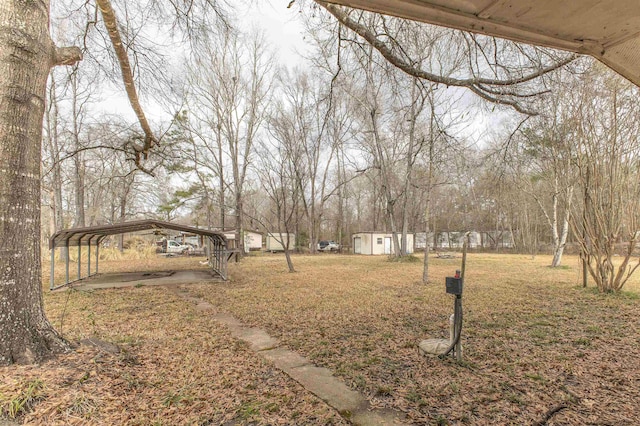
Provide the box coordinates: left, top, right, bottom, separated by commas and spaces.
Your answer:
1, 252, 639, 425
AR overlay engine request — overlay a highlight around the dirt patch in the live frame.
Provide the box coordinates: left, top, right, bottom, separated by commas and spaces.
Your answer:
58, 269, 220, 291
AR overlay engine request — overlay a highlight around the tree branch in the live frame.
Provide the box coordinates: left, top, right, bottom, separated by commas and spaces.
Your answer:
317, 2, 576, 114
52, 46, 83, 66
95, 0, 158, 159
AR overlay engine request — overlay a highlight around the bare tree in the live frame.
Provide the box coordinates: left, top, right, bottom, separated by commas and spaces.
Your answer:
347, 39, 448, 258
60, 66, 99, 228
505, 111, 577, 267
568, 65, 640, 292
256, 118, 303, 272
273, 68, 355, 253
347, 41, 406, 256
188, 29, 274, 251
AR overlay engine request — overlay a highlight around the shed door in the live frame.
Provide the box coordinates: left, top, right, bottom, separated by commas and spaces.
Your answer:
354, 237, 362, 254
384, 237, 392, 254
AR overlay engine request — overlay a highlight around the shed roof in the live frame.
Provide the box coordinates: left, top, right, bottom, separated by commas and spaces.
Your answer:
328, 0, 640, 87
49, 219, 226, 249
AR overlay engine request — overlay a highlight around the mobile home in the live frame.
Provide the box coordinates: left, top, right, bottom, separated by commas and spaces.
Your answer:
415, 231, 482, 250
415, 231, 513, 250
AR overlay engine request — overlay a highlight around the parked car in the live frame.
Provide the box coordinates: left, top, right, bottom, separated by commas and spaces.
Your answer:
317, 240, 340, 252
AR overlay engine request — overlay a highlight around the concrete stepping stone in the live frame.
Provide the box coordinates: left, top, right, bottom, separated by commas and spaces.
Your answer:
351, 409, 402, 426
232, 327, 280, 351
261, 347, 310, 369
211, 312, 242, 327
286, 365, 367, 414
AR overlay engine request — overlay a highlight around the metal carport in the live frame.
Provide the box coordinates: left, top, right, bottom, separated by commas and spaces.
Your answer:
48, 219, 228, 290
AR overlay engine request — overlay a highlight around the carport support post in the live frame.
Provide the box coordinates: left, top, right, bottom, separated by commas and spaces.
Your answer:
77, 240, 81, 280
96, 237, 100, 275
87, 238, 91, 277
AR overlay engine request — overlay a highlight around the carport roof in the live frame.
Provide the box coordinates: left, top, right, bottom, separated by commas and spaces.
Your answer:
327, 0, 640, 87
49, 219, 226, 249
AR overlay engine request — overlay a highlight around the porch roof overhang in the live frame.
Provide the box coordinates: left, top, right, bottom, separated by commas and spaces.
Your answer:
326, 0, 640, 87
49, 219, 226, 249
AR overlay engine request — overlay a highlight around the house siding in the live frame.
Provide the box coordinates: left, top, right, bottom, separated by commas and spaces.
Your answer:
352, 232, 414, 255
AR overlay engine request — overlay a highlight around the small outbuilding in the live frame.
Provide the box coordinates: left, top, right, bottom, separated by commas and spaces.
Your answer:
244, 230, 263, 251
352, 232, 414, 255
266, 232, 296, 252
223, 230, 263, 253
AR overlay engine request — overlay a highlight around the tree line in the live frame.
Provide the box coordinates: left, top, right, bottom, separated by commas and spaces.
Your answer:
44, 5, 640, 290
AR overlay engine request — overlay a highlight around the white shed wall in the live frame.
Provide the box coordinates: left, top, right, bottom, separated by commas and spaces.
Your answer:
224, 231, 263, 253
352, 233, 414, 255
245, 232, 263, 250
266, 233, 295, 251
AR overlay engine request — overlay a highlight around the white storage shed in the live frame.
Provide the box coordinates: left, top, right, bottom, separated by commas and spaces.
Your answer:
223, 230, 263, 253
244, 231, 263, 251
352, 232, 414, 255
266, 233, 296, 252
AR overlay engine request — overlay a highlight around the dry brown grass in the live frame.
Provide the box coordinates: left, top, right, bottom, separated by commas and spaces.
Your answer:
1, 253, 639, 425
2, 255, 346, 425
197, 253, 640, 425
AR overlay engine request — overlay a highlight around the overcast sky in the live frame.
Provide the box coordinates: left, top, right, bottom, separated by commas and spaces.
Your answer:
241, 1, 310, 64
94, 1, 311, 124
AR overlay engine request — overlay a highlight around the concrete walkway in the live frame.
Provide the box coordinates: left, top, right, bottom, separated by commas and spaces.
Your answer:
166, 285, 404, 425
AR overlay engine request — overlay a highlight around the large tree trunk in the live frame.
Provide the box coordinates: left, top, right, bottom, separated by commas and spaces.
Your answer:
0, 0, 81, 365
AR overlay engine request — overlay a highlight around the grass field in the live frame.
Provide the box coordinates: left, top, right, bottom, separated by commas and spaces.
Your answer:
1, 252, 639, 425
